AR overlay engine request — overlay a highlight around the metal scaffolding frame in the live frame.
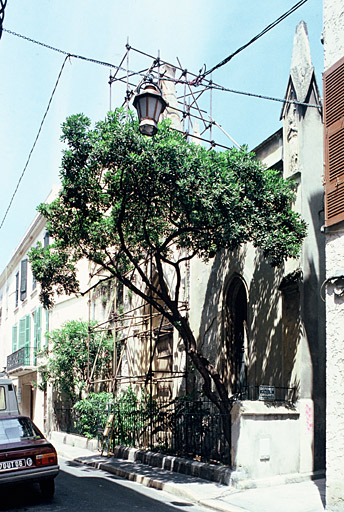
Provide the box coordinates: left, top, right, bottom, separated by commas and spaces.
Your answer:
86, 253, 190, 398
108, 41, 241, 150
85, 43, 238, 398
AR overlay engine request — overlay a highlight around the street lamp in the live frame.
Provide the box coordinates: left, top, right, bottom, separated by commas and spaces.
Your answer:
133, 80, 167, 136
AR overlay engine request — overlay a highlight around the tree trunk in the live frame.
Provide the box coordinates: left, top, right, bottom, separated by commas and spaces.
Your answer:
175, 310, 232, 445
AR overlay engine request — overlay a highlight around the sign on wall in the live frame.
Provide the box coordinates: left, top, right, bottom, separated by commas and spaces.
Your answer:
259, 385, 275, 401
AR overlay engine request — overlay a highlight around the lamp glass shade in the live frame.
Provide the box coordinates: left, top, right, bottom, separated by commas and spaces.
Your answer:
133, 83, 167, 136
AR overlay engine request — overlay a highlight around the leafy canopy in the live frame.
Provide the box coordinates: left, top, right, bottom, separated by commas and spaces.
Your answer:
40, 320, 112, 403
29, 108, 306, 308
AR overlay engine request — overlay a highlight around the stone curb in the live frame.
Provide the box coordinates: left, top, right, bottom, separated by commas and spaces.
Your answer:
53, 438, 325, 512
74, 455, 246, 512
50, 431, 233, 486
50, 431, 325, 491
111, 445, 233, 485
50, 431, 98, 452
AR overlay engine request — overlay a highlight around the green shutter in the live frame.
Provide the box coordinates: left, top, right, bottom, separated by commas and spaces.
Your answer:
12, 325, 18, 352
45, 309, 49, 347
25, 315, 31, 366
34, 307, 41, 353
19, 318, 26, 349
37, 307, 41, 350
25, 314, 30, 347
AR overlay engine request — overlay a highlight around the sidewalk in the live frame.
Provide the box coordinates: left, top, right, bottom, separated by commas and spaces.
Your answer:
52, 436, 326, 512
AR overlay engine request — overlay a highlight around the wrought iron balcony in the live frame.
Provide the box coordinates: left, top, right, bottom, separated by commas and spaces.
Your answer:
7, 346, 37, 375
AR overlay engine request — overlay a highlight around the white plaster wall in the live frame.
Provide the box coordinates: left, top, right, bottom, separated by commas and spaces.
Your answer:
231, 401, 300, 480
324, 1, 344, 509
0, 217, 51, 432
324, 0, 344, 69
298, 89, 325, 473
325, 231, 344, 510
0, 191, 98, 434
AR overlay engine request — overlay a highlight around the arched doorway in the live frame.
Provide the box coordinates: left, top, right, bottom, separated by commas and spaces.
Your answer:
224, 276, 248, 395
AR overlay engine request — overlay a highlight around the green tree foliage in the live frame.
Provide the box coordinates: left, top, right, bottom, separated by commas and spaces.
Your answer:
73, 391, 113, 439
73, 387, 147, 442
29, 109, 307, 422
42, 320, 112, 403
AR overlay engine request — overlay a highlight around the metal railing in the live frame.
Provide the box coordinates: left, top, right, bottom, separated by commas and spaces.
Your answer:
55, 399, 231, 465
53, 386, 297, 465
232, 385, 298, 403
7, 346, 36, 372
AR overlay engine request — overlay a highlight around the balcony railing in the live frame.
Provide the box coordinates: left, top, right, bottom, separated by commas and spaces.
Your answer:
7, 346, 37, 372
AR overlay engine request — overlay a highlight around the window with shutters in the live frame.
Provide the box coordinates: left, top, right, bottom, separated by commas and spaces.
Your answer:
12, 325, 18, 352
15, 272, 19, 308
18, 317, 26, 349
19, 315, 30, 349
34, 307, 41, 353
324, 56, 344, 226
45, 308, 49, 346
25, 315, 30, 348
20, 259, 28, 301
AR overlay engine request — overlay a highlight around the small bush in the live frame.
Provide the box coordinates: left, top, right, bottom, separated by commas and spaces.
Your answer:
73, 392, 113, 439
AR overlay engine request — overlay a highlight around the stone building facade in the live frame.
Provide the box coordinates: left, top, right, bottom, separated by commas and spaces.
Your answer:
119, 22, 325, 483
0, 187, 109, 433
0, 20, 327, 488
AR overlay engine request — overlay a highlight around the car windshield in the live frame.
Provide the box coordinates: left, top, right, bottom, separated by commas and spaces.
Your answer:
0, 417, 43, 445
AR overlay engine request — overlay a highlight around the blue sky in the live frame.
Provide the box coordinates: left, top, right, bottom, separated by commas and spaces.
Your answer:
0, 0, 323, 272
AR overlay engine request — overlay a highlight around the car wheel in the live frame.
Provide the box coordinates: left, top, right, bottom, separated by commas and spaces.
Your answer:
40, 479, 55, 499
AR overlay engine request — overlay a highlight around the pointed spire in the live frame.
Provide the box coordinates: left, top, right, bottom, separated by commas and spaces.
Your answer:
281, 21, 321, 120
290, 21, 314, 103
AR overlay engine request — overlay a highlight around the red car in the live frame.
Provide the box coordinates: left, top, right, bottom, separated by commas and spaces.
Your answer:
0, 415, 59, 499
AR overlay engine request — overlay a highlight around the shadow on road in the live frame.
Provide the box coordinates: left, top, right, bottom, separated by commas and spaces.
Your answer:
0, 464, 197, 512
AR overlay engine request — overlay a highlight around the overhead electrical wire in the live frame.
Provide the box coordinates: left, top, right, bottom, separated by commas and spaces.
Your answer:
196, 0, 309, 82
2, 27, 148, 78
1, 3, 319, 229
160, 77, 321, 109
4, 25, 320, 110
0, 55, 69, 232
126, 45, 322, 109
0, 0, 7, 40
209, 82, 321, 108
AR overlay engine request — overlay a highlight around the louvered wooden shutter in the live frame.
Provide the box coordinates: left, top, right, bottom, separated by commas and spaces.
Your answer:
34, 307, 41, 352
25, 314, 30, 347
15, 272, 19, 308
12, 325, 18, 352
324, 56, 344, 226
19, 318, 26, 348
20, 259, 28, 301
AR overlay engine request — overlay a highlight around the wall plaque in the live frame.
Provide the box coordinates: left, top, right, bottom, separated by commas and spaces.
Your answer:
259, 385, 275, 401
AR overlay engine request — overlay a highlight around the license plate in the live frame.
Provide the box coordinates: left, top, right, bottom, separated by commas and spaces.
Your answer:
0, 458, 26, 471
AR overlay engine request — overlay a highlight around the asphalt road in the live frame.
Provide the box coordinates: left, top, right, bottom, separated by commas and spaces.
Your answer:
0, 456, 210, 512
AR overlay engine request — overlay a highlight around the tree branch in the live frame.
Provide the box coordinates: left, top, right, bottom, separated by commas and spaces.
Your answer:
79, 275, 113, 296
